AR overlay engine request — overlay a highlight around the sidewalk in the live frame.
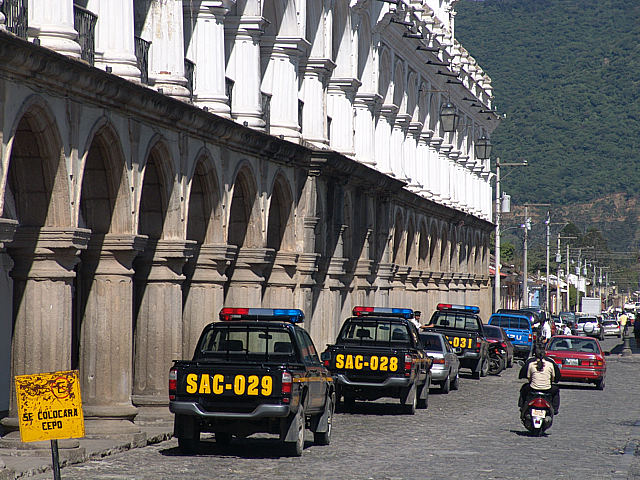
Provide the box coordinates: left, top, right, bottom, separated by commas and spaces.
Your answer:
0, 425, 173, 480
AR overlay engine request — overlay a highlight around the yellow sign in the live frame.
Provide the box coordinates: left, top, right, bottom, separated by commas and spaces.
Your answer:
15, 370, 84, 443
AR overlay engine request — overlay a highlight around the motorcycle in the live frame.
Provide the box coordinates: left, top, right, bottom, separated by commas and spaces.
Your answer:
520, 390, 554, 436
487, 342, 506, 375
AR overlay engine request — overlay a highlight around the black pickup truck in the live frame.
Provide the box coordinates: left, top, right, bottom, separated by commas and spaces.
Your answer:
169, 308, 334, 457
423, 304, 489, 379
322, 307, 431, 414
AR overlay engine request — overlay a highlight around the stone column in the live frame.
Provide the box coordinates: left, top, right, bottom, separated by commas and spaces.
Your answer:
183, 244, 236, 357
225, 16, 266, 129
375, 106, 397, 176
406, 123, 422, 189
80, 234, 146, 440
132, 240, 195, 423
327, 79, 360, 156
0, 220, 17, 422
300, 59, 334, 146
1, 227, 90, 438
88, 0, 140, 81
225, 247, 275, 306
353, 94, 380, 167
261, 38, 308, 142
144, 0, 190, 100
417, 131, 433, 198
353, 229, 375, 305
186, 1, 231, 116
28, 0, 81, 58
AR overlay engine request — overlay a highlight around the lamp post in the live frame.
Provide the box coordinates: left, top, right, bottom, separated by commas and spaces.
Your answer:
489, 150, 527, 312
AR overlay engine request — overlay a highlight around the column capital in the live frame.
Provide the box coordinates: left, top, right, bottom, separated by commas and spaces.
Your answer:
85, 234, 148, 274
301, 57, 336, 77
354, 92, 382, 108
137, 239, 197, 282
224, 15, 268, 36
327, 77, 362, 94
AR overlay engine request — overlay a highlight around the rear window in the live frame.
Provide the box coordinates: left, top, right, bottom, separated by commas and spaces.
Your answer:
429, 312, 480, 331
483, 325, 503, 339
489, 315, 530, 330
548, 337, 600, 353
196, 325, 297, 361
578, 317, 597, 324
419, 334, 443, 351
339, 319, 413, 346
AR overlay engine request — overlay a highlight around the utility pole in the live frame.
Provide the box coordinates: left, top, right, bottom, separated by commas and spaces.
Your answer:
558, 235, 577, 312
523, 204, 528, 307
545, 211, 550, 312
566, 243, 570, 312
556, 236, 561, 314
494, 158, 527, 312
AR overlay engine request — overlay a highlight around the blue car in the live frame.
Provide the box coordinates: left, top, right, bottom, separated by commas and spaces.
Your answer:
488, 313, 534, 359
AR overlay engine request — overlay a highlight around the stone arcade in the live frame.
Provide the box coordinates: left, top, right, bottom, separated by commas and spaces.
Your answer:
0, 0, 497, 445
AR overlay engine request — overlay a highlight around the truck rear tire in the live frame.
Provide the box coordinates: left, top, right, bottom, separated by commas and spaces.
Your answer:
215, 432, 231, 446
175, 415, 200, 454
284, 405, 305, 457
178, 437, 199, 454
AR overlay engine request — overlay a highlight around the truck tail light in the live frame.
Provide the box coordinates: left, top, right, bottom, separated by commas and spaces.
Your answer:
404, 354, 413, 377
432, 358, 445, 364
500, 342, 507, 349
475, 338, 481, 352
528, 334, 532, 343
281, 371, 292, 403
169, 368, 177, 400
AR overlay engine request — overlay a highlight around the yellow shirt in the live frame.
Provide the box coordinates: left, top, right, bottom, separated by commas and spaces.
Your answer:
527, 359, 555, 390
619, 314, 628, 326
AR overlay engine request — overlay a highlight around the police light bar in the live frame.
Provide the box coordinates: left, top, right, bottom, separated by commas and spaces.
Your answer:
436, 303, 480, 314
352, 306, 414, 319
219, 308, 304, 323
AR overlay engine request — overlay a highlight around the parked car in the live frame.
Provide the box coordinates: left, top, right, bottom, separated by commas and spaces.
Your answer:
545, 335, 606, 390
419, 332, 460, 394
575, 315, 604, 340
559, 311, 577, 330
602, 318, 621, 337
488, 312, 534, 359
481, 324, 514, 368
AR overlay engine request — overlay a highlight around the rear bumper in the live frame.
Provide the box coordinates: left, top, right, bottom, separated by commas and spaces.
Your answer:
558, 367, 605, 382
170, 401, 290, 419
429, 365, 449, 382
335, 374, 412, 389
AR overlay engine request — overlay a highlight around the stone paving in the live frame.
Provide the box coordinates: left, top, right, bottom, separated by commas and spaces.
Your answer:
10, 337, 640, 479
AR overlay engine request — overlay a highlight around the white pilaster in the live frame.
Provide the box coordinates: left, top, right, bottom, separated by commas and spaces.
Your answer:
375, 106, 396, 176
28, 0, 81, 58
327, 79, 360, 155
225, 16, 266, 129
186, 2, 230, 116
88, 0, 140, 82
353, 94, 380, 167
144, 0, 189, 100
300, 59, 335, 146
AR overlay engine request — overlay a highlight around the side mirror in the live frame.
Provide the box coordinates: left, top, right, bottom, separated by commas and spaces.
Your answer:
320, 351, 331, 362
604, 351, 611, 356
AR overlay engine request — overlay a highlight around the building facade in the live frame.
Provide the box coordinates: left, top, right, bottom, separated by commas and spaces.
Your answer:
0, 0, 497, 444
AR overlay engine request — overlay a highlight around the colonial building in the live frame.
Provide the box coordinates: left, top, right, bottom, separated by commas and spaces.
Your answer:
0, 0, 498, 445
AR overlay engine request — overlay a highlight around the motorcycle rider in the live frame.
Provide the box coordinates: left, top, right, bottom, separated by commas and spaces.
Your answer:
518, 345, 560, 415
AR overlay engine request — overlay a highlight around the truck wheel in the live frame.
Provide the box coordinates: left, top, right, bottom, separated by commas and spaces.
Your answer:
402, 387, 417, 415
417, 376, 430, 408
175, 415, 200, 454
451, 372, 460, 390
343, 395, 356, 412
480, 356, 489, 377
215, 432, 232, 446
313, 394, 334, 446
440, 374, 451, 394
284, 405, 305, 457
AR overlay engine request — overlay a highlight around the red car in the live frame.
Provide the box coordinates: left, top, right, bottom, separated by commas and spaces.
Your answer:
545, 335, 606, 390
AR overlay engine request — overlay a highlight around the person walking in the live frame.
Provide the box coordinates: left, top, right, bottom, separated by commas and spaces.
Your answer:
619, 312, 629, 337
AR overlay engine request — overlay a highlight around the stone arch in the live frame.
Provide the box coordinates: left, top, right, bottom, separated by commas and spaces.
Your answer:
78, 121, 132, 235
392, 59, 404, 109
474, 231, 482, 274
417, 81, 429, 126
391, 208, 405, 264
418, 218, 429, 269
440, 223, 449, 271
228, 163, 262, 248
186, 150, 223, 245
429, 91, 439, 133
356, 11, 373, 90
406, 71, 417, 120
449, 226, 458, 271
429, 220, 439, 270
378, 47, 392, 103
138, 137, 175, 240
4, 98, 72, 227
266, 172, 294, 252
405, 216, 417, 267
342, 190, 353, 262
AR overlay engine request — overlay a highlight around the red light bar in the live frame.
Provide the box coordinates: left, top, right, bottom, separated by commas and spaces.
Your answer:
353, 306, 374, 316
219, 307, 249, 321
437, 304, 452, 310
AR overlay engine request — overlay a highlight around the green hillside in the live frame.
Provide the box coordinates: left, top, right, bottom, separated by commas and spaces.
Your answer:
455, 0, 640, 253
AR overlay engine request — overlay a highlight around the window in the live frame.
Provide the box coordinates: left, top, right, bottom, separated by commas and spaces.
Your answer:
339, 320, 411, 346
198, 325, 295, 360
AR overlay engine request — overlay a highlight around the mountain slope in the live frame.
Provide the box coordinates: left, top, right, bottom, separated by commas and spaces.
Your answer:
455, 0, 640, 252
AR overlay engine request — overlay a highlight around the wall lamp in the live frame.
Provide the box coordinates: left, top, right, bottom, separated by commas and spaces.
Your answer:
440, 102, 458, 132
474, 136, 492, 160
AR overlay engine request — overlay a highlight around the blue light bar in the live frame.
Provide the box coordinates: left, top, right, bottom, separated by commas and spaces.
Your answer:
353, 306, 414, 319
219, 308, 305, 323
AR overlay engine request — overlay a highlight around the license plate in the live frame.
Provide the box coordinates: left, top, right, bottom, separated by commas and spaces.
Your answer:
185, 373, 274, 396
565, 358, 579, 365
531, 409, 546, 418
446, 336, 474, 349
334, 354, 400, 372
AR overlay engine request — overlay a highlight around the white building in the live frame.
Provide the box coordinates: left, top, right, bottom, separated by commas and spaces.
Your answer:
0, 0, 497, 447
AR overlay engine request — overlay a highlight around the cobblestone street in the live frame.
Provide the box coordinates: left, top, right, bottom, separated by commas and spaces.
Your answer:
25, 338, 640, 480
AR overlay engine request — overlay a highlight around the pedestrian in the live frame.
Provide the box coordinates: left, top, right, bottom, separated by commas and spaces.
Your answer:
541, 319, 552, 344
411, 310, 422, 330
634, 317, 640, 347
619, 312, 628, 337
562, 323, 572, 335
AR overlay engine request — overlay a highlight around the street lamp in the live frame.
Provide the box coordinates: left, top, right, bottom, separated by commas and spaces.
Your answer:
440, 102, 458, 132
474, 135, 492, 160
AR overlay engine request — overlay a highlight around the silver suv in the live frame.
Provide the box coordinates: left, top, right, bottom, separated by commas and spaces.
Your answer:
575, 316, 604, 341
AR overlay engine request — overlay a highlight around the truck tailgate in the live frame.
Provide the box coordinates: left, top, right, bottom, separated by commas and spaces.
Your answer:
328, 345, 404, 381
